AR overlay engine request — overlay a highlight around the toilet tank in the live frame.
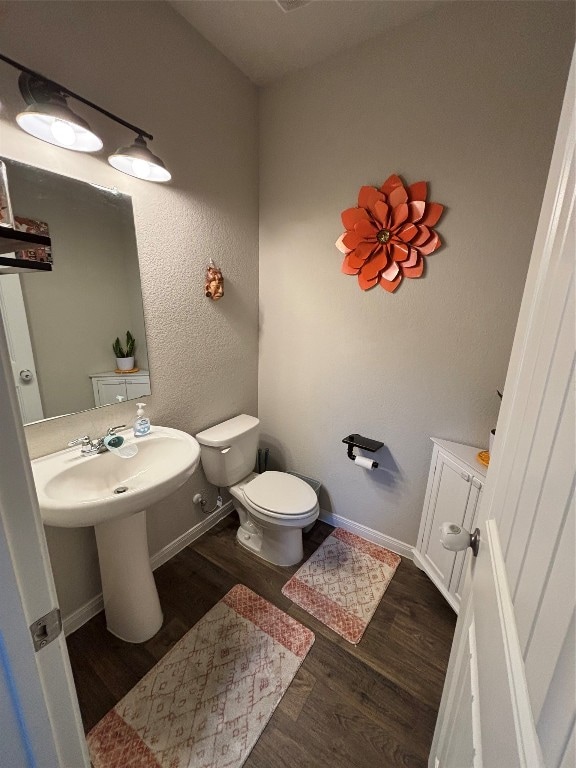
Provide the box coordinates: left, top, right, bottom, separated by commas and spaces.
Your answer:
196, 415, 260, 487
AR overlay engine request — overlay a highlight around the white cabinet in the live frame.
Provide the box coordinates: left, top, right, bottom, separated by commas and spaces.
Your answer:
90, 370, 150, 407
413, 438, 487, 612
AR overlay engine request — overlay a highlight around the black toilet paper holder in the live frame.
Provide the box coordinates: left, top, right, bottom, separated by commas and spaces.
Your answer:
342, 434, 384, 467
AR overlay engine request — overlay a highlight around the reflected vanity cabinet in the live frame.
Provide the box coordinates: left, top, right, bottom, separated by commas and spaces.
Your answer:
413, 438, 487, 613
90, 370, 150, 407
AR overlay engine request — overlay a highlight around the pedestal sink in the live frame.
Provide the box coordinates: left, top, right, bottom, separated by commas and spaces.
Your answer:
32, 427, 201, 643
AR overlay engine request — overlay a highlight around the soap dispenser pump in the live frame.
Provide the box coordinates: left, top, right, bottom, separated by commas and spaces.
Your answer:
134, 402, 151, 437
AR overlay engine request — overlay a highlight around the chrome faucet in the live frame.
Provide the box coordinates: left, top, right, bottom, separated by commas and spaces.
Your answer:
68, 425, 126, 455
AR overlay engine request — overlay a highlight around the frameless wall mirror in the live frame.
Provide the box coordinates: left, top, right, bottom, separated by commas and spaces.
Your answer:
0, 157, 151, 425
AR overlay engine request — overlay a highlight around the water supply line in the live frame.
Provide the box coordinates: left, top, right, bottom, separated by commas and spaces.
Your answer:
193, 488, 223, 515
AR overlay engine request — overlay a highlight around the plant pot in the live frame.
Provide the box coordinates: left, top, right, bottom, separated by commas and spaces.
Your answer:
116, 356, 135, 371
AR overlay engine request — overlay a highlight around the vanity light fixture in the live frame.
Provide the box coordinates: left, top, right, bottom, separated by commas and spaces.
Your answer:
0, 52, 171, 183
16, 72, 103, 152
109, 135, 171, 182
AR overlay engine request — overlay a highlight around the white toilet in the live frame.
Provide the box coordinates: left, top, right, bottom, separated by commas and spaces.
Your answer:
196, 414, 319, 566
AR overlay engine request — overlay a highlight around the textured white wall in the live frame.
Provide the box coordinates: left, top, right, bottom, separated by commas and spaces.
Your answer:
0, 1, 259, 617
258, 2, 574, 545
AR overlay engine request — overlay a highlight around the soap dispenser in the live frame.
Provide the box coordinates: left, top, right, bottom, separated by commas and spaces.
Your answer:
134, 402, 151, 437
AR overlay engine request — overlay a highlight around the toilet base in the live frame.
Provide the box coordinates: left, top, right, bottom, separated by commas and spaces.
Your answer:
233, 503, 308, 566
236, 521, 305, 566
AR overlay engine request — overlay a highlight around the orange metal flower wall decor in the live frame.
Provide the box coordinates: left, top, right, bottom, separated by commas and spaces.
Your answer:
336, 174, 444, 293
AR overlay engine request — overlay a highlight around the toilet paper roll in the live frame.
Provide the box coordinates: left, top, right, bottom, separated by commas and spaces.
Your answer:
354, 455, 376, 470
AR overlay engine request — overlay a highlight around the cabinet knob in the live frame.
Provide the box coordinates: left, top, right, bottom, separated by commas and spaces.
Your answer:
19, 369, 34, 382
440, 522, 480, 557
460, 471, 471, 482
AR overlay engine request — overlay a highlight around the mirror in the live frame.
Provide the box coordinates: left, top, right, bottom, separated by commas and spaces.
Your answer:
0, 158, 150, 425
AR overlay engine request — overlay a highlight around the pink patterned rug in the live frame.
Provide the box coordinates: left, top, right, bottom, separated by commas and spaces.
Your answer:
282, 528, 401, 644
87, 585, 314, 768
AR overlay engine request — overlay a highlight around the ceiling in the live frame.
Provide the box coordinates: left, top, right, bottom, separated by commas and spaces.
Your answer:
169, 0, 436, 85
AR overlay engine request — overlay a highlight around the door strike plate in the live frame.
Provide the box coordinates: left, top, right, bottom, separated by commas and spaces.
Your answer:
30, 607, 62, 651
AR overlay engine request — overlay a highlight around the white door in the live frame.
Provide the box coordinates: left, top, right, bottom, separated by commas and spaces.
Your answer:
0, 309, 88, 765
431, 52, 575, 768
0, 262, 44, 423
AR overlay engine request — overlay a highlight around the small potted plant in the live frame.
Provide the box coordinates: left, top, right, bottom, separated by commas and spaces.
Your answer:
113, 331, 136, 371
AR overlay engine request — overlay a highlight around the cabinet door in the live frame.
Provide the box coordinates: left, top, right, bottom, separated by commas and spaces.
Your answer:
125, 377, 151, 401
96, 379, 127, 406
422, 452, 473, 590
449, 481, 483, 602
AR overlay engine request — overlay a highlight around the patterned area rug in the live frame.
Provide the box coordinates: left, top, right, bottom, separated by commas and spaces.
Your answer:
87, 585, 314, 768
282, 528, 401, 644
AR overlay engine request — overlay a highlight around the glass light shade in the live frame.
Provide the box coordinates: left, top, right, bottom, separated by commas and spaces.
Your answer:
108, 136, 171, 183
16, 102, 103, 152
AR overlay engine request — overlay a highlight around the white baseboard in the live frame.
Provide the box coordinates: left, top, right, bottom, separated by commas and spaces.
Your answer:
62, 502, 234, 636
150, 501, 233, 571
318, 509, 413, 560
63, 593, 104, 637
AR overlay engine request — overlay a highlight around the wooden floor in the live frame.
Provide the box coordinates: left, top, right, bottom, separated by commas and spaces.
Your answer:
66, 515, 456, 767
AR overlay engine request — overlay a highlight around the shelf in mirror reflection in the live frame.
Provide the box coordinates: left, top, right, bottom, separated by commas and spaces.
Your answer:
0, 157, 151, 426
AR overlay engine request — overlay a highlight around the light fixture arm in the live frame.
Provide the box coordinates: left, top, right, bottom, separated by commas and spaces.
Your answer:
0, 51, 153, 141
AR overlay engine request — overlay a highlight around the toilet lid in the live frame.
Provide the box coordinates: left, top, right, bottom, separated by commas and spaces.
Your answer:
244, 472, 317, 516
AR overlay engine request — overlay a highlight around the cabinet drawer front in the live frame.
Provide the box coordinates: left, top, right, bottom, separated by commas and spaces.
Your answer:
423, 452, 473, 589
96, 380, 127, 406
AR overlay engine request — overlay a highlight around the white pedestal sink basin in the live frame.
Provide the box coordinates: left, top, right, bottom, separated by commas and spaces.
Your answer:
32, 427, 200, 643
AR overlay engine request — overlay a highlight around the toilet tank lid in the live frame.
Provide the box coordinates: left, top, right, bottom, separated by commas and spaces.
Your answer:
195, 414, 259, 447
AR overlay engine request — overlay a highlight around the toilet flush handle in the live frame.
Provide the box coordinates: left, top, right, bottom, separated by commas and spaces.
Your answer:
220, 446, 231, 454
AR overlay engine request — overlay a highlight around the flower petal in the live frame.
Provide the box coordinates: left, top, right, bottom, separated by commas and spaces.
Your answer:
342, 231, 363, 250
341, 207, 370, 230
379, 272, 402, 292
408, 181, 427, 202
361, 248, 389, 281
391, 203, 409, 229
403, 248, 419, 268
411, 225, 431, 246
389, 184, 409, 208
341, 254, 359, 275
373, 200, 390, 228
349, 241, 379, 268
403, 254, 424, 278
390, 242, 410, 261
418, 231, 442, 256
380, 174, 403, 196
407, 201, 426, 224
335, 233, 351, 254
420, 203, 444, 227
358, 271, 379, 291
358, 186, 385, 213
354, 219, 378, 239
395, 223, 418, 243
381, 261, 400, 281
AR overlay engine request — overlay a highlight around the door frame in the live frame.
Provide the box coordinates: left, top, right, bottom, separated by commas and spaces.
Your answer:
0, 308, 89, 766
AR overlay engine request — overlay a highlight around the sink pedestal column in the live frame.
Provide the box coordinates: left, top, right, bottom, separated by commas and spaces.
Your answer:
95, 510, 163, 643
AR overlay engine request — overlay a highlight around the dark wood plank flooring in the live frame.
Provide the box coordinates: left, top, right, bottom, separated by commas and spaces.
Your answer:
66, 515, 456, 767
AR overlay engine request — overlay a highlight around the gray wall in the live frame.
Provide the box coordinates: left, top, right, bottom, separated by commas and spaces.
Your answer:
258, 1, 574, 545
0, 0, 259, 617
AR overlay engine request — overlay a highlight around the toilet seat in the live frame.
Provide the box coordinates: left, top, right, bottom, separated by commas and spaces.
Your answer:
243, 471, 317, 518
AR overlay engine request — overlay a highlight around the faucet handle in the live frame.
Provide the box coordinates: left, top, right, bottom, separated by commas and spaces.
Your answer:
68, 435, 91, 447
106, 424, 126, 436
